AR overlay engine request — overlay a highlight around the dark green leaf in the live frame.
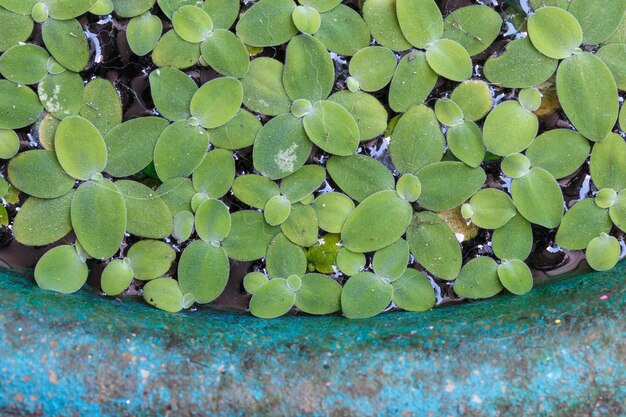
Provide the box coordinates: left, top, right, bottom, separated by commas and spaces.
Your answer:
417, 162, 486, 211
153, 120, 209, 181
0, 80, 43, 129
222, 210, 280, 261
327, 154, 395, 202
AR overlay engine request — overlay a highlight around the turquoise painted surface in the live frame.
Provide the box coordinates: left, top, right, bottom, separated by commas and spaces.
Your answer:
0, 264, 624, 416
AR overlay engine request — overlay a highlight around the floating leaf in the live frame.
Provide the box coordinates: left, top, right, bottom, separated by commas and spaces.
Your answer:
172, 210, 195, 242
127, 12, 162, 56
453, 256, 502, 299
8, 150, 74, 199
150, 67, 197, 121
303, 100, 359, 155
341, 190, 412, 253
525, 129, 590, 179
341, 272, 392, 319
336, 247, 365, 275
555, 198, 612, 250
306, 233, 340, 273
417, 162, 486, 211
236, 0, 297, 47
292, 6, 320, 34
483, 37, 558, 88
0, 80, 43, 129
283, 34, 334, 102
143, 277, 184, 313
0, 129, 19, 159
101, 259, 133, 296
201, 29, 250, 78
0, 7, 33, 52
249, 278, 296, 318
450, 80, 492, 122
589, 133, 626, 191
586, 233, 621, 271
192, 149, 235, 199
528, 7, 582, 59
425, 39, 472, 82
497, 259, 533, 295
349, 46, 397, 92
223, 210, 280, 261
442, 5, 502, 56
80, 78, 122, 135
596, 44, 626, 91
362, 0, 411, 51
281, 202, 318, 247
46, 0, 97, 19
190, 77, 242, 129
0, 0, 36, 14
178, 240, 230, 303
0, 44, 49, 84
71, 178, 126, 260
172, 5, 212, 43
267, 232, 307, 278
241, 57, 291, 116
265, 195, 292, 226
253, 113, 312, 179
157, 177, 195, 216
111, 0, 155, 17
556, 52, 618, 142
396, 0, 442, 49
492, 212, 533, 261
312, 192, 355, 233
434, 98, 463, 127
90, 0, 114, 15
38, 71, 84, 120
152, 30, 200, 70
38, 113, 59, 150
392, 268, 436, 312
313, 5, 370, 56
327, 90, 387, 141
42, 18, 88, 72
55, 116, 107, 180
447, 121, 485, 168
463, 188, 516, 230
388, 51, 437, 113
104, 117, 169, 177
115, 180, 173, 239
127, 240, 176, 281
280, 165, 325, 203
295, 273, 342, 315
35, 245, 88, 294
195, 198, 230, 243
406, 211, 461, 280
327, 154, 395, 202
396, 173, 421, 202
595, 188, 618, 210
501, 153, 531, 179
208, 109, 261, 150
372, 238, 409, 281
483, 101, 538, 156
153, 120, 209, 181
202, 0, 239, 29
518, 88, 542, 112
568, 0, 626, 45
13, 191, 73, 246
610, 190, 626, 232
232, 174, 280, 209
511, 167, 563, 228
390, 104, 445, 174
243, 271, 269, 295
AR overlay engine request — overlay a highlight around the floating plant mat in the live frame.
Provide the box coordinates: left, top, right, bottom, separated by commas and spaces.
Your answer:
0, 0, 625, 319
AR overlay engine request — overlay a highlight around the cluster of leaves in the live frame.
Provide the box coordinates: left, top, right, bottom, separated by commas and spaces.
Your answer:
0, 0, 625, 319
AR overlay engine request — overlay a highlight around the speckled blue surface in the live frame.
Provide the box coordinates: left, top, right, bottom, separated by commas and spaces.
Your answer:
1, 264, 624, 416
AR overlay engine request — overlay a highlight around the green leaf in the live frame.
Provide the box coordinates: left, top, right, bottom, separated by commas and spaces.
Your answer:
115, 180, 173, 239
483, 101, 538, 156
101, 259, 133, 296
501, 153, 531, 179
327, 90, 388, 141
497, 259, 533, 295
388, 51, 437, 113
396, 173, 421, 202
341, 272, 392, 319
150, 67, 198, 121
143, 277, 184, 313
283, 34, 334, 102
511, 167, 563, 229
528, 7, 582, 59
492, 212, 533, 261
223, 210, 280, 261
362, 0, 411, 51
236, 0, 297, 47
298, 0, 340, 12
202, 0, 239, 29
336, 247, 365, 275
157, 0, 195, 18
178, 240, 229, 303
341, 190, 412, 253
253, 113, 312, 179
292, 6, 320, 34
46, 0, 96, 19
200, 29, 250, 78
596, 44, 626, 91
195, 198, 230, 243
450, 80, 493, 122
0, 44, 49, 84
80, 78, 122, 135
266, 232, 307, 278
425, 39, 472, 82
190, 77, 242, 129
390, 104, 445, 174
396, 0, 442, 49
111, 0, 155, 17
249, 278, 296, 318
434, 98, 463, 127
241, 57, 291, 116
264, 195, 292, 226
586, 233, 621, 271
280, 165, 326, 203
447, 120, 485, 168
38, 71, 84, 120
55, 116, 107, 180
243, 271, 269, 295
463, 188, 516, 229
555, 198, 612, 250
417, 162, 486, 211
13, 191, 73, 246
603, 11, 626, 45
281, 202, 319, 247
312, 192, 355, 233
127, 239, 176, 280
372, 238, 409, 281
0, 7, 33, 52
483, 37, 558, 88
303, 100, 359, 155
453, 256, 503, 299
172, 210, 194, 242
153, 120, 209, 181
525, 129, 590, 179
313, 5, 370, 56
71, 178, 126, 260
305, 233, 340, 274
157, 178, 195, 216
392, 268, 436, 312
35, 245, 88, 294
104, 117, 169, 177
152, 30, 200, 69
172, 5, 212, 43
0, 128, 19, 159
295, 273, 342, 315
406, 211, 461, 280
442, 5, 502, 56
0, 80, 43, 129
90, 0, 114, 15
192, 149, 235, 199
556, 53, 619, 142
41, 18, 88, 72
232, 174, 280, 209
38, 113, 59, 151
8, 150, 74, 199
610, 190, 626, 232
349, 46, 397, 92
127, 12, 162, 56
327, 154, 395, 202
518, 88, 542, 112
0, 0, 35, 14
208, 109, 261, 150
595, 188, 618, 210
590, 133, 626, 191
568, 0, 626, 45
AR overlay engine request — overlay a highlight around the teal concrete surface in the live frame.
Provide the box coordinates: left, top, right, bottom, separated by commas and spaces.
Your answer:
0, 264, 624, 417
